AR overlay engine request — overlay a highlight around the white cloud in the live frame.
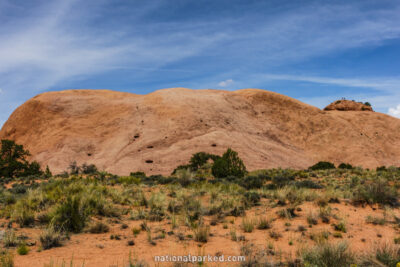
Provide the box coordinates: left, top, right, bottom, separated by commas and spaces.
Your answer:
218, 79, 234, 87
389, 105, 400, 118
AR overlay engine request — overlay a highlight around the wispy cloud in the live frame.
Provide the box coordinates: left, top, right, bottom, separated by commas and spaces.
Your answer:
218, 79, 234, 87
389, 105, 400, 118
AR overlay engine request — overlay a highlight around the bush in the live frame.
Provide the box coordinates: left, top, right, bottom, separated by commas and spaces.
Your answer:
194, 225, 209, 243
309, 161, 335, 170
189, 152, 219, 171
40, 228, 63, 250
241, 218, 256, 233
257, 217, 271, 230
88, 221, 110, 234
244, 192, 261, 206
81, 163, 98, 174
0, 250, 14, 267
338, 163, 353, 169
352, 179, 398, 206
212, 148, 247, 178
361, 243, 400, 267
51, 195, 89, 233
301, 242, 355, 267
17, 243, 29, 255
241, 175, 265, 189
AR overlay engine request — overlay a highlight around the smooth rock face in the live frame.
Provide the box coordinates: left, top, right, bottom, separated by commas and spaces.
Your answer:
0, 88, 399, 175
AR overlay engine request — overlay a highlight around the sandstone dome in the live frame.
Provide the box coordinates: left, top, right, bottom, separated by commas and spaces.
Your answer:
0, 88, 399, 175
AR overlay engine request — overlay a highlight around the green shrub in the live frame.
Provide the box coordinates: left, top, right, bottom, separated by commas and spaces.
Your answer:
2, 231, 17, 248
189, 152, 219, 171
17, 243, 29, 255
301, 242, 355, 267
193, 225, 209, 243
309, 161, 335, 170
243, 192, 261, 206
0, 249, 14, 267
40, 228, 63, 250
50, 195, 89, 233
11, 201, 35, 227
333, 221, 347, 233
361, 243, 400, 267
352, 179, 398, 206
241, 217, 255, 233
257, 217, 271, 230
338, 163, 353, 169
241, 175, 265, 189
88, 221, 109, 234
212, 148, 247, 178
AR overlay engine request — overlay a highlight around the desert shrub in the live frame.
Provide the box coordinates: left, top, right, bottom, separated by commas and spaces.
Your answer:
361, 243, 400, 267
212, 148, 247, 178
352, 178, 398, 206
0, 250, 14, 267
193, 225, 209, 243
175, 169, 195, 187
243, 192, 261, 206
333, 221, 347, 233
338, 163, 353, 169
11, 201, 35, 227
376, 166, 387, 172
88, 221, 109, 233
294, 179, 323, 189
307, 212, 319, 225
50, 195, 89, 233
271, 173, 295, 188
241, 175, 265, 189
257, 217, 271, 230
241, 217, 256, 233
148, 193, 166, 221
117, 176, 141, 185
130, 171, 146, 177
81, 163, 98, 174
300, 242, 355, 267
309, 161, 335, 170
2, 230, 17, 248
366, 215, 386, 225
189, 152, 219, 171
39, 228, 63, 250
17, 243, 29, 255
68, 161, 80, 175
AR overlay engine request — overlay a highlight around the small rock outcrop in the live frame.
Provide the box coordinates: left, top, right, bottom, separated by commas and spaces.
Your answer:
324, 100, 373, 111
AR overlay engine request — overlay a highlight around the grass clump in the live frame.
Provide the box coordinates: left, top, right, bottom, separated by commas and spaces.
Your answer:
193, 225, 210, 243
365, 215, 386, 225
300, 242, 355, 267
88, 221, 109, 234
241, 217, 256, 233
51, 195, 89, 233
39, 228, 63, 250
0, 250, 14, 267
256, 217, 271, 230
17, 243, 29, 255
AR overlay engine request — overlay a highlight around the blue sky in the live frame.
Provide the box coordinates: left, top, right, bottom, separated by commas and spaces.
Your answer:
1, 0, 400, 127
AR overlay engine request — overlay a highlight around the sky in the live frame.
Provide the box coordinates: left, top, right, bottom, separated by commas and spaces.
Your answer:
1, 0, 400, 127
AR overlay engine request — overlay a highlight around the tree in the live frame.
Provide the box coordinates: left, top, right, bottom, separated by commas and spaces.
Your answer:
309, 161, 335, 171
44, 165, 52, 178
0, 139, 42, 178
211, 148, 247, 178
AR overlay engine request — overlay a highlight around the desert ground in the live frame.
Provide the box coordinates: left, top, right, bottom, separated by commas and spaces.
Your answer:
1, 156, 400, 267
